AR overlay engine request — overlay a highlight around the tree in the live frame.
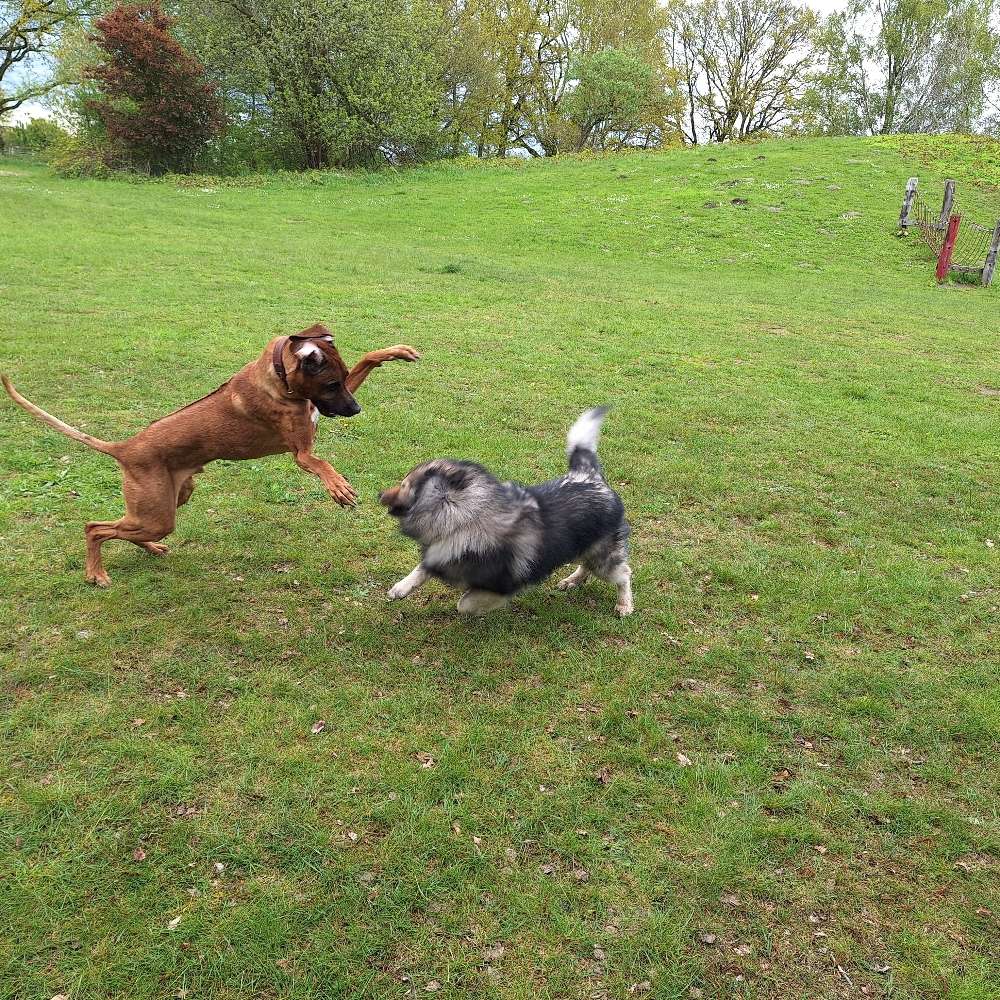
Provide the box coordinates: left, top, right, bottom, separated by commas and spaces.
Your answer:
85, 2, 222, 172
666, 0, 818, 144
180, 0, 444, 169
564, 47, 678, 150
442, 0, 679, 157
0, 0, 93, 120
803, 1, 1000, 136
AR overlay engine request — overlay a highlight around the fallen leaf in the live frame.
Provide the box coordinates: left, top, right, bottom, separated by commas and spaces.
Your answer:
628, 982, 652, 995
213, 862, 225, 874
425, 982, 441, 993
676, 752, 693, 767
310, 720, 326, 735
733, 943, 752, 956
276, 958, 292, 970
813, 844, 828, 855
721, 892, 740, 907
698, 932, 717, 945
416, 752, 436, 769
573, 866, 590, 882
130, 718, 146, 728
167, 916, 182, 930
595, 765, 613, 786
592, 945, 606, 961
132, 848, 147, 862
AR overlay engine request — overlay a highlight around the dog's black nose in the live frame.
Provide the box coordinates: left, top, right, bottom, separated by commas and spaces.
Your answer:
340, 399, 361, 417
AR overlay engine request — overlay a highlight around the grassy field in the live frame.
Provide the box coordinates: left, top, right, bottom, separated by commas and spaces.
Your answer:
1, 136, 998, 1000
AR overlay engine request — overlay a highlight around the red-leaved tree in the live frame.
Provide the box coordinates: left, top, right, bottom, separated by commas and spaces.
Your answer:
86, 2, 223, 173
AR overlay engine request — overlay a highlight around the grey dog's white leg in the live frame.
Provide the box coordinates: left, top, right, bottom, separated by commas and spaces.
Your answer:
556, 565, 590, 590
607, 563, 634, 616
456, 589, 509, 615
388, 564, 429, 600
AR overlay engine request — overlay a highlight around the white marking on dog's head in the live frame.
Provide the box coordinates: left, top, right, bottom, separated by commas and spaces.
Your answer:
295, 342, 323, 361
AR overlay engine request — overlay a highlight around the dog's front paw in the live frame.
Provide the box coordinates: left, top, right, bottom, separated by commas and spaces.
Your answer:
86, 569, 112, 588
388, 579, 412, 600
373, 345, 421, 364
615, 600, 634, 617
557, 567, 588, 591
326, 474, 358, 508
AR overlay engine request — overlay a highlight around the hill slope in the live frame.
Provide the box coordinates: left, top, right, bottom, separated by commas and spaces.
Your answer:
1, 137, 998, 1000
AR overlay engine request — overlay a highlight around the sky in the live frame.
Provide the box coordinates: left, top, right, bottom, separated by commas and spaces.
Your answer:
5, 0, 852, 126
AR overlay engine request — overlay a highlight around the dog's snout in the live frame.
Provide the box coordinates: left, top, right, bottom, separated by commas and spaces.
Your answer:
380, 486, 408, 515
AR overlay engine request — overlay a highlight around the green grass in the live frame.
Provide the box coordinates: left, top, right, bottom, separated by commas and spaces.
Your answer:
1, 136, 998, 1000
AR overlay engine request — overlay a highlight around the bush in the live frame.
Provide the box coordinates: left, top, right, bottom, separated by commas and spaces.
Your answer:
17, 118, 69, 151
50, 136, 116, 178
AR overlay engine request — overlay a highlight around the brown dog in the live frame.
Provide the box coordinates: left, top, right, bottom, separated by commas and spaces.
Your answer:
2, 324, 419, 586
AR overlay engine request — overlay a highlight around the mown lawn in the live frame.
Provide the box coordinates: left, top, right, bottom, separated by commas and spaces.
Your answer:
1, 136, 997, 1000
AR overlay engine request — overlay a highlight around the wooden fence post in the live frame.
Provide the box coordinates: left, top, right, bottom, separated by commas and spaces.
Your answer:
936, 215, 961, 283
899, 177, 918, 230
982, 221, 1000, 287
938, 180, 955, 229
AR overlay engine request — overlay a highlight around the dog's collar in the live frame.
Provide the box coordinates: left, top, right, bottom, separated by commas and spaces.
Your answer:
272, 337, 292, 393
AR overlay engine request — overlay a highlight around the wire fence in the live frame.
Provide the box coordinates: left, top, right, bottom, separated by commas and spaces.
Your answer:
904, 180, 1000, 285
949, 218, 996, 273
913, 196, 945, 257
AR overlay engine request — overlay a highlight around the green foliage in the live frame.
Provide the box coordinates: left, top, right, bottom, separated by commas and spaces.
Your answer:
180, 0, 445, 169
7, 116, 68, 150
803, 0, 1000, 136
1, 136, 999, 997
48, 134, 116, 176
564, 47, 678, 151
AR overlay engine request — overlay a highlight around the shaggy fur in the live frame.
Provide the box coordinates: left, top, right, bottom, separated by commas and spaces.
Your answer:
380, 407, 633, 615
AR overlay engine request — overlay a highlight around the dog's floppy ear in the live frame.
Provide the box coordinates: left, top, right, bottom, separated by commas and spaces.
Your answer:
291, 323, 334, 342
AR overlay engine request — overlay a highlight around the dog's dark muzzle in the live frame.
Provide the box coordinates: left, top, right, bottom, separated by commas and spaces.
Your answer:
316, 394, 361, 418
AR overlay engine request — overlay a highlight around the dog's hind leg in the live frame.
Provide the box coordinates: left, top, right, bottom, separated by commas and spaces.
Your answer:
456, 590, 509, 615
388, 564, 429, 600
583, 531, 634, 616
603, 563, 633, 617
556, 565, 590, 591
176, 475, 196, 507
84, 470, 177, 587
131, 472, 196, 557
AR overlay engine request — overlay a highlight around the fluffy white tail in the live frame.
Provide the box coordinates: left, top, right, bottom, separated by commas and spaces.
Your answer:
566, 406, 609, 455
566, 406, 610, 474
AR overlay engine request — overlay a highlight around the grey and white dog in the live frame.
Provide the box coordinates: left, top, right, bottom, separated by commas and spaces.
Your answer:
379, 407, 633, 615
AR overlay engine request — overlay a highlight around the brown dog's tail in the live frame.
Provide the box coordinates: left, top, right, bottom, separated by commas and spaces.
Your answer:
2, 374, 119, 456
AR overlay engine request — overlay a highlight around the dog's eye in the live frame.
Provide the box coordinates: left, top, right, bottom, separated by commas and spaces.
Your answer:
326, 380, 341, 391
